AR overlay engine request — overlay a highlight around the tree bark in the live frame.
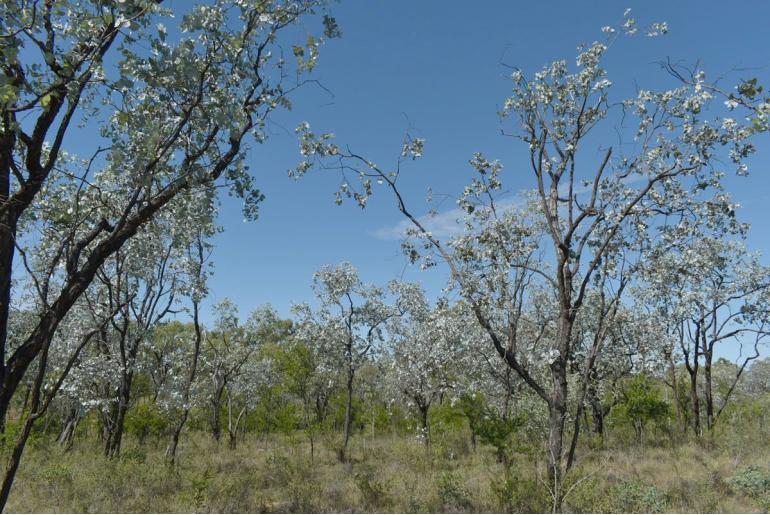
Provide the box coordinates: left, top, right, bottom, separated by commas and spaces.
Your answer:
166, 296, 203, 465
58, 407, 78, 450
211, 380, 225, 442
417, 400, 430, 445
340, 367, 355, 462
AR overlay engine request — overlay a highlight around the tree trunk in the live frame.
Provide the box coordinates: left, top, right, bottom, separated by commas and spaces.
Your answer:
228, 431, 237, 450
688, 369, 701, 437
588, 390, 604, 436
58, 407, 78, 450
211, 380, 225, 442
668, 365, 687, 434
0, 208, 17, 425
166, 298, 203, 465
703, 352, 714, 432
547, 390, 567, 513
104, 370, 133, 457
340, 368, 355, 462
418, 401, 430, 445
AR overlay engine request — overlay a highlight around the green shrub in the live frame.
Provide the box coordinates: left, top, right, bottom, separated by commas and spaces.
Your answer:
119, 446, 147, 464
729, 465, 770, 512
435, 471, 472, 511
615, 374, 671, 443
37, 462, 74, 485
124, 401, 171, 443
185, 469, 212, 513
354, 467, 389, 509
611, 479, 666, 513
491, 471, 549, 513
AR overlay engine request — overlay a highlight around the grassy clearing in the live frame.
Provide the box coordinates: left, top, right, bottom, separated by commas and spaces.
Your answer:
6, 428, 769, 513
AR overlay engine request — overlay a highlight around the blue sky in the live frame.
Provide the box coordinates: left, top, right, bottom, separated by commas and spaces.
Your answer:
201, 0, 770, 325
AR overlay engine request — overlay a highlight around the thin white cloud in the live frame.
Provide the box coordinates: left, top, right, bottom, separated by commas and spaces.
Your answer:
371, 206, 467, 241
371, 173, 650, 242
371, 196, 522, 241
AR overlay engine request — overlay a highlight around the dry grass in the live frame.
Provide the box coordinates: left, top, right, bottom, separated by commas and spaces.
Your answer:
5, 428, 769, 513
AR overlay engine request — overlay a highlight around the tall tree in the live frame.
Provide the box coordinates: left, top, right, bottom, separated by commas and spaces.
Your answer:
0, 0, 337, 506
293, 262, 397, 461
293, 13, 760, 510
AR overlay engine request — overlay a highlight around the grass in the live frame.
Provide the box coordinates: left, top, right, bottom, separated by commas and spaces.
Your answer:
5, 428, 769, 513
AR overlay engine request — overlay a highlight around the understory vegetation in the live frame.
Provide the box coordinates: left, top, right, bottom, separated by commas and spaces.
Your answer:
6, 393, 770, 513
3, 1, 770, 513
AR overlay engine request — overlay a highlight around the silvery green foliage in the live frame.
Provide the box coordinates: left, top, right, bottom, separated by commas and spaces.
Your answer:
0, 0, 335, 434
740, 358, 770, 397
203, 300, 262, 389
52, 192, 216, 417
640, 234, 770, 423
386, 284, 465, 418
287, 15, 766, 487
292, 262, 396, 376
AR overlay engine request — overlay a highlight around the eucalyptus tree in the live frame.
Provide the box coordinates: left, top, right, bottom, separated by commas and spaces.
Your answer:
223, 304, 289, 448
0, 0, 337, 436
0, 292, 122, 506
291, 14, 761, 508
270, 335, 336, 460
644, 236, 770, 436
224, 356, 275, 449
165, 225, 212, 464
96, 202, 199, 457
387, 284, 465, 442
0, 0, 338, 505
292, 262, 399, 461
741, 358, 770, 398
203, 299, 255, 442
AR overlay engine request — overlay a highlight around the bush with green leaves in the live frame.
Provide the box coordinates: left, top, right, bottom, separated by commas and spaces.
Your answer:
729, 465, 770, 512
615, 374, 671, 443
434, 471, 472, 511
611, 479, 667, 513
455, 394, 522, 462
354, 467, 390, 509
491, 471, 549, 513
124, 401, 172, 445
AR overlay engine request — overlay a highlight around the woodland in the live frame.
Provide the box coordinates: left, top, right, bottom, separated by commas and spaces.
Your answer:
1, 1, 770, 513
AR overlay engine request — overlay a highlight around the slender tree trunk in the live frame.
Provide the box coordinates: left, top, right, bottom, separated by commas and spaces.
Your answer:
668, 358, 686, 434
0, 407, 35, 509
166, 298, 203, 465
211, 380, 225, 442
105, 371, 132, 457
703, 352, 714, 432
340, 367, 355, 462
418, 401, 430, 445
688, 369, 701, 437
587, 384, 604, 436
547, 311, 572, 513
58, 407, 78, 450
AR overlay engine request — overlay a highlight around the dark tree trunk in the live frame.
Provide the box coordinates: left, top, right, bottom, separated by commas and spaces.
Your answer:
340, 367, 355, 462
211, 381, 225, 442
104, 370, 133, 458
58, 407, 79, 450
688, 369, 701, 437
417, 400, 430, 445
589, 394, 604, 436
547, 310, 572, 513
166, 295, 203, 465
703, 351, 714, 432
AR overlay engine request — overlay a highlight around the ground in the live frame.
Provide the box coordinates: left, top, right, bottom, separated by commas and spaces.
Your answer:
6, 426, 770, 513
